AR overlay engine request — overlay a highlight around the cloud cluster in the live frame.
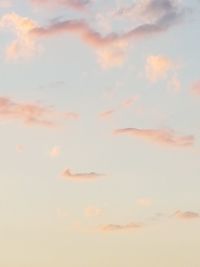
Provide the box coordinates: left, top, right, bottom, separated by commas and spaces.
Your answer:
114, 127, 194, 147
28, 0, 188, 67
0, 0, 188, 66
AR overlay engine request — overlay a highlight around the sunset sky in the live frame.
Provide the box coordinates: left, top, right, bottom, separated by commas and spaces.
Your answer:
0, 0, 200, 266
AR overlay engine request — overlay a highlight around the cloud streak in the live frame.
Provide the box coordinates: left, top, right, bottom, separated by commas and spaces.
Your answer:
31, 0, 91, 11
0, 96, 78, 127
114, 127, 194, 147
173, 210, 200, 220
62, 168, 104, 181
100, 222, 142, 232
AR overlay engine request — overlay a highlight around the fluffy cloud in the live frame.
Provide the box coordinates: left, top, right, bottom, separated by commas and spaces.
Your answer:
62, 168, 104, 181
173, 210, 200, 220
100, 222, 142, 232
114, 127, 194, 147
0, 12, 39, 60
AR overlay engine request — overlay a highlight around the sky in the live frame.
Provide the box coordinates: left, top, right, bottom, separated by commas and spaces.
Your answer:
0, 0, 200, 266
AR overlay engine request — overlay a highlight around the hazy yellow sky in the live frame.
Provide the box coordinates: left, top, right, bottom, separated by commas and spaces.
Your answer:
0, 0, 200, 266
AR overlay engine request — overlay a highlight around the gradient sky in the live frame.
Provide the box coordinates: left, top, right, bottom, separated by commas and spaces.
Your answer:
0, 0, 200, 266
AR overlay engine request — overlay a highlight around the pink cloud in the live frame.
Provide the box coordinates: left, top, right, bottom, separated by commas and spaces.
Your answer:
0, 96, 55, 127
114, 127, 194, 147
145, 55, 176, 82
0, 96, 78, 127
136, 197, 153, 207
191, 81, 200, 95
100, 222, 142, 232
64, 112, 80, 120
173, 210, 200, 220
28, 0, 187, 68
85, 206, 103, 217
0, 0, 12, 8
50, 146, 60, 157
122, 95, 139, 108
0, 13, 39, 60
62, 168, 104, 181
99, 109, 116, 119
31, 0, 91, 11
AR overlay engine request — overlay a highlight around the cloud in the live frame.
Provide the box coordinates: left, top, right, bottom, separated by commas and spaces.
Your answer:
136, 197, 153, 207
0, 0, 12, 8
29, 0, 187, 67
64, 112, 80, 120
0, 96, 78, 127
85, 206, 103, 217
173, 210, 200, 220
145, 55, 176, 82
16, 144, 24, 152
61, 168, 104, 181
50, 146, 60, 157
0, 12, 39, 60
114, 127, 194, 147
114, 0, 186, 24
100, 222, 142, 232
99, 109, 116, 119
122, 96, 139, 108
31, 0, 91, 11
0, 96, 55, 127
191, 80, 200, 95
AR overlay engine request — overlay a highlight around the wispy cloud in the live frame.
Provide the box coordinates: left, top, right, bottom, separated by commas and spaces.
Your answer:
31, 0, 91, 11
191, 80, 200, 95
99, 109, 116, 119
0, 96, 78, 127
173, 210, 200, 220
99, 222, 142, 232
145, 55, 176, 82
50, 146, 60, 157
0, 96, 55, 127
114, 127, 194, 147
61, 168, 104, 181
85, 206, 103, 217
0, 0, 12, 8
136, 197, 153, 207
